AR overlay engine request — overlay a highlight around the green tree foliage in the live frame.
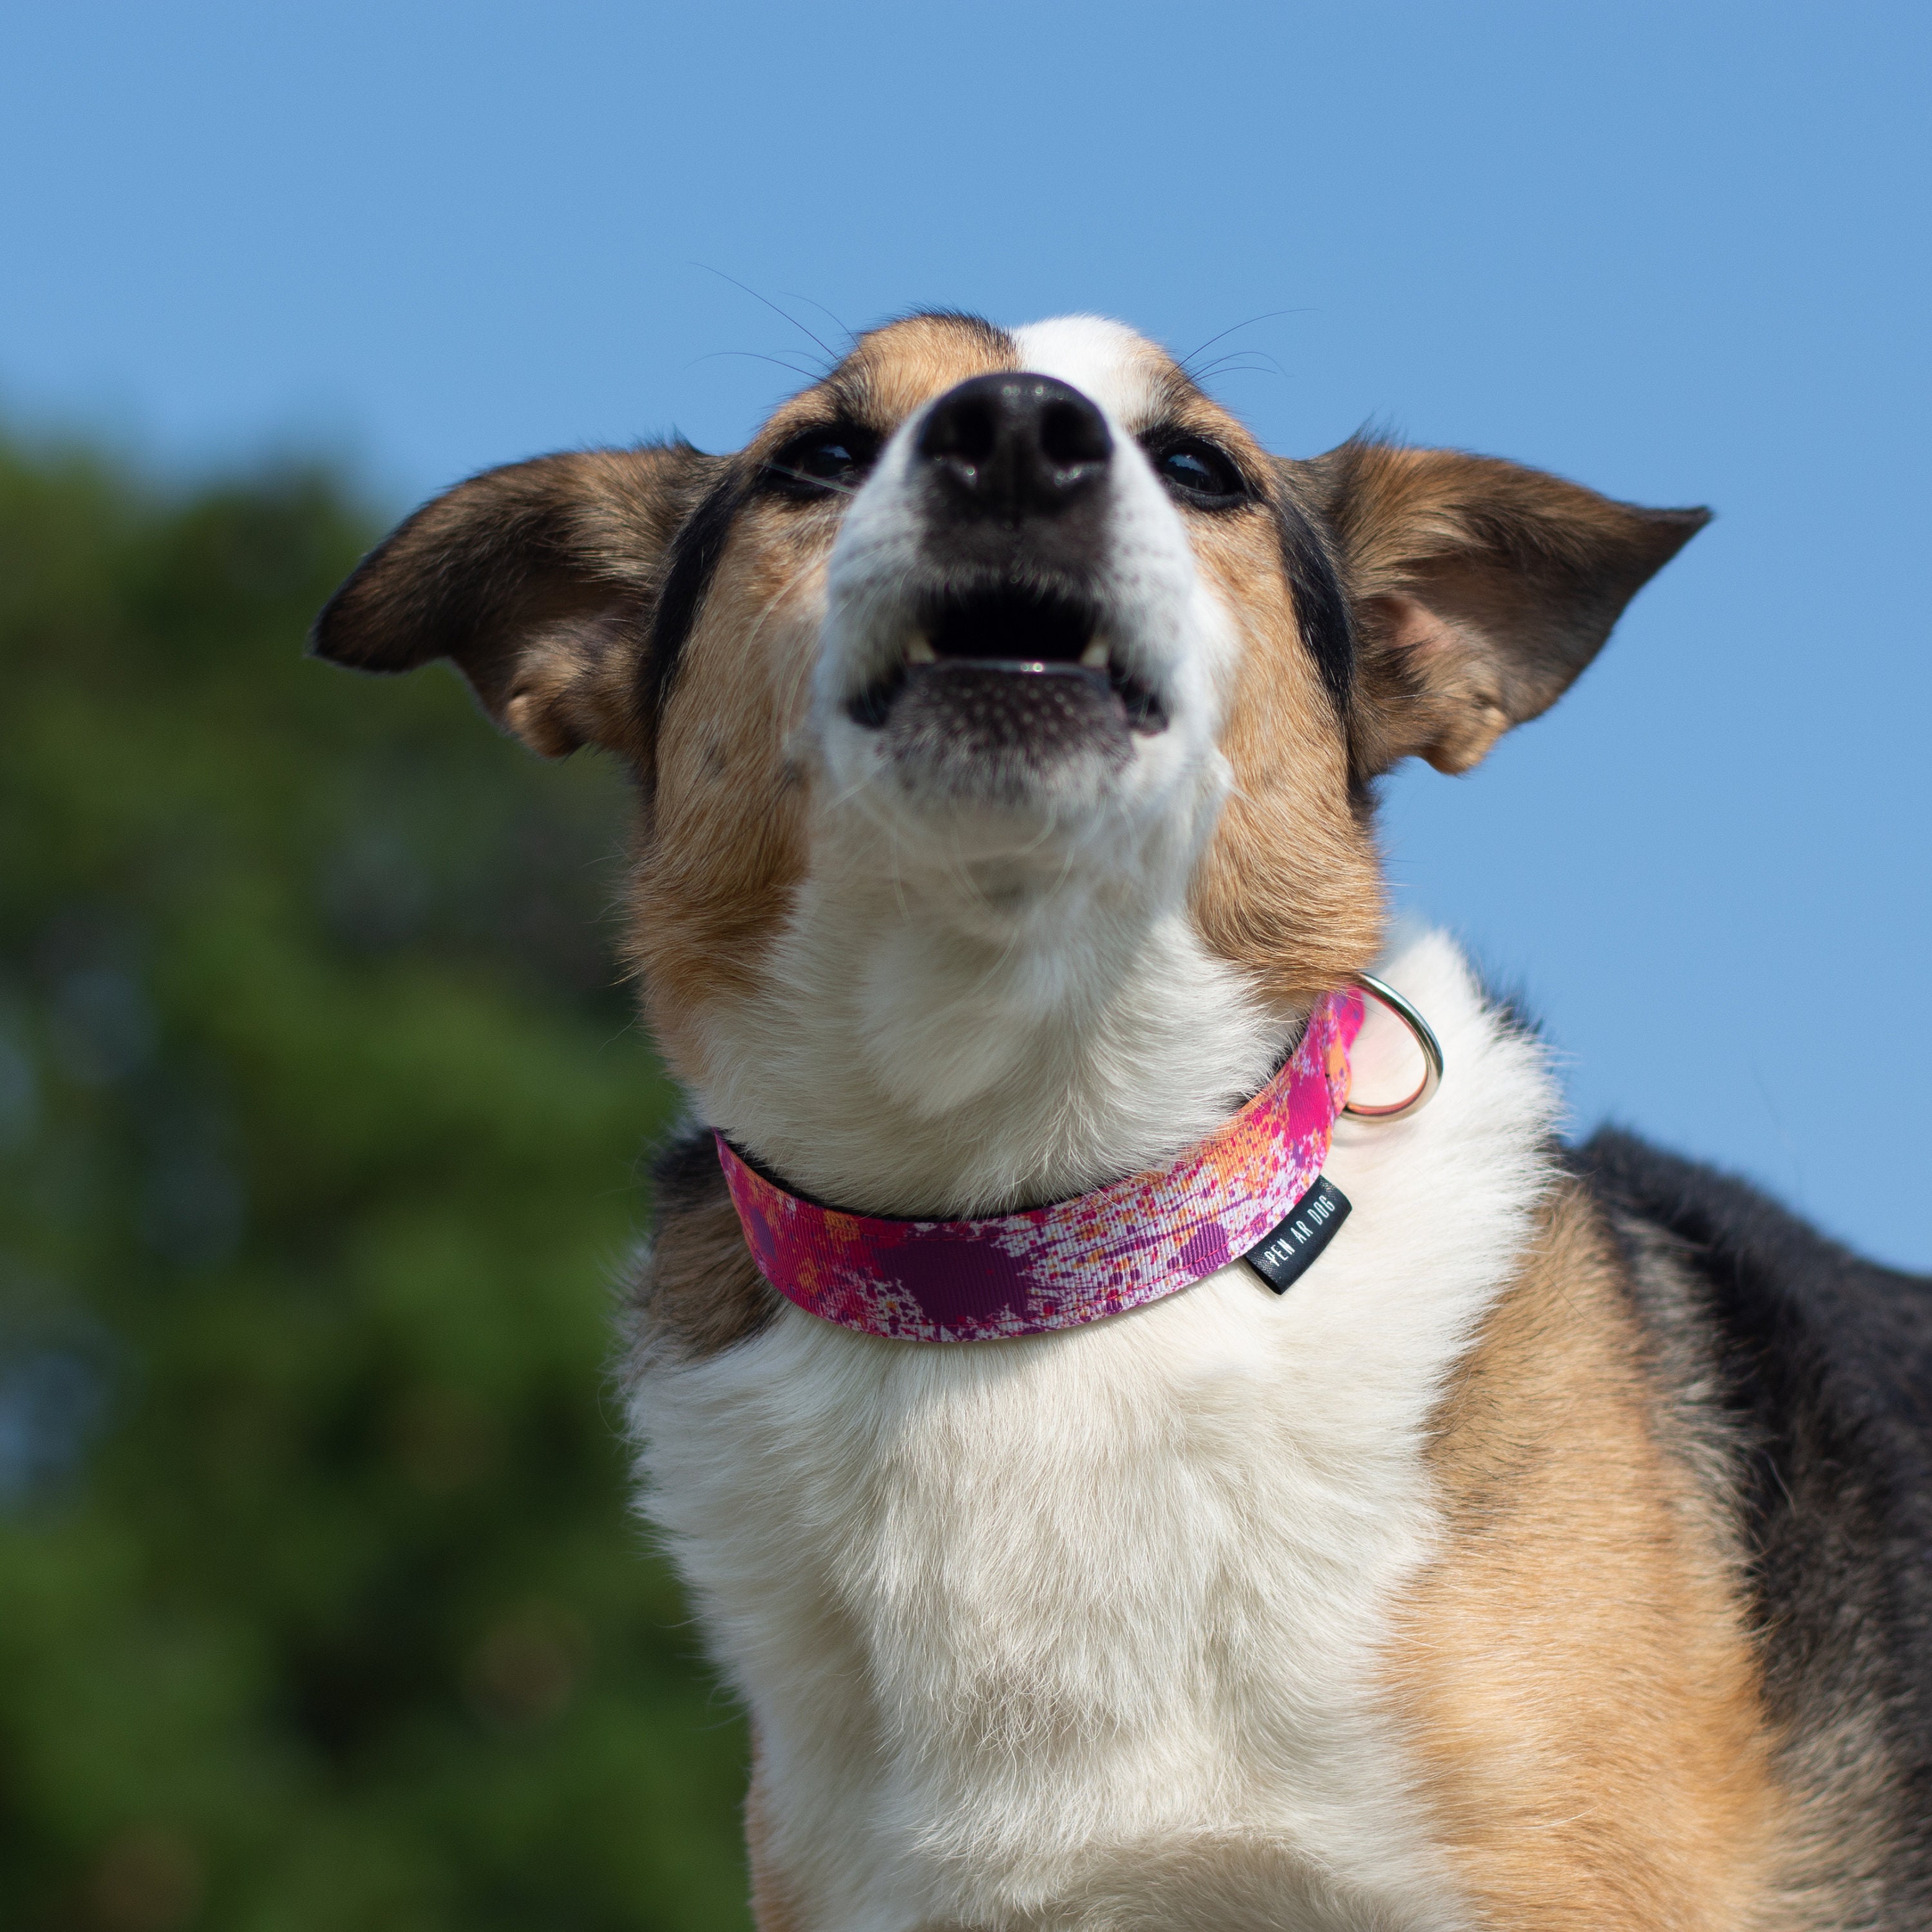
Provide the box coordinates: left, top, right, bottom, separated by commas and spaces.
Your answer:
0, 437, 752, 1930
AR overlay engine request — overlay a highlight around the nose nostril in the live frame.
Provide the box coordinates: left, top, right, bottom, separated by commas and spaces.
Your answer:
1039, 399, 1110, 467
919, 397, 998, 466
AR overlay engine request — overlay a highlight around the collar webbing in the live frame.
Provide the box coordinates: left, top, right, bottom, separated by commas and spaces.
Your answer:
714, 987, 1364, 1342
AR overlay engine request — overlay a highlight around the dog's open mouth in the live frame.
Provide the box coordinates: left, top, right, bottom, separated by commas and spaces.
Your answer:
848, 586, 1167, 735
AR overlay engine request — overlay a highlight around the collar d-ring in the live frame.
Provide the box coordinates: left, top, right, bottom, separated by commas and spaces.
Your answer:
1343, 972, 1444, 1121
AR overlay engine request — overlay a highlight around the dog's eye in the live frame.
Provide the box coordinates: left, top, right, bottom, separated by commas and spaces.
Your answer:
1150, 437, 1247, 506
767, 424, 880, 498
798, 437, 864, 481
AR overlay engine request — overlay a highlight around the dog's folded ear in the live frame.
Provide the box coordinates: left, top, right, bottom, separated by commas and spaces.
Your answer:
1300, 438, 1710, 777
310, 444, 723, 760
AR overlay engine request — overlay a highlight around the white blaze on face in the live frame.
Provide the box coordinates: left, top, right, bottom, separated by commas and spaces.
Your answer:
1006, 314, 1166, 421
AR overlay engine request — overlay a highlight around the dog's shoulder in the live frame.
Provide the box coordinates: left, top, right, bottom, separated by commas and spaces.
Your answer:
621, 1123, 782, 1370
1571, 1126, 1932, 1504
1570, 1127, 1932, 1914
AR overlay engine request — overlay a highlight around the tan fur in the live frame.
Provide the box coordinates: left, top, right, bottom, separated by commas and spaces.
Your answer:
745, 1728, 804, 1932
314, 444, 718, 757
1383, 1175, 1791, 1929
804, 311, 1016, 430
1187, 510, 1387, 1010
627, 523, 820, 1083
1305, 439, 1708, 778
625, 314, 1021, 1085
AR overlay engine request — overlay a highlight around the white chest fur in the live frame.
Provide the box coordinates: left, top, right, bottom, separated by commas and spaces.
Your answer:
632, 934, 1557, 1931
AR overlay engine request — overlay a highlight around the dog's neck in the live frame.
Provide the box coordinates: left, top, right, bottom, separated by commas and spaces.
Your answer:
687, 813, 1294, 1220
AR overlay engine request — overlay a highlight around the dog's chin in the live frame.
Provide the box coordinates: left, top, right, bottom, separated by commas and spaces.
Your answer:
876, 661, 1132, 815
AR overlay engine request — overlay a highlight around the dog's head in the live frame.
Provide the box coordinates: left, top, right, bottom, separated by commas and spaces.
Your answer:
315, 313, 1702, 1159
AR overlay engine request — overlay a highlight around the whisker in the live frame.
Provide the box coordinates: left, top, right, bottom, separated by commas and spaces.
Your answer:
776, 289, 856, 350
685, 348, 827, 384
763, 462, 860, 497
1177, 308, 1309, 379
690, 263, 839, 370
1192, 351, 1289, 388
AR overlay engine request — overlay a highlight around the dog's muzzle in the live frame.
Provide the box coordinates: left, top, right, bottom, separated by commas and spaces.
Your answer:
844, 374, 1168, 795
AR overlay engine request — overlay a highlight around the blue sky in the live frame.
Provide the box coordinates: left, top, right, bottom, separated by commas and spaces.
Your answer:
5, 1, 1927, 1265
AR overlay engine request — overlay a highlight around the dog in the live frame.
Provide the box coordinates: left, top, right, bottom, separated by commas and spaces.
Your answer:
314, 312, 1932, 1929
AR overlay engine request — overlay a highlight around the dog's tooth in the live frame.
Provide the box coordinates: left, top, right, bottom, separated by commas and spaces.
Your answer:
1079, 638, 1109, 670
906, 634, 938, 664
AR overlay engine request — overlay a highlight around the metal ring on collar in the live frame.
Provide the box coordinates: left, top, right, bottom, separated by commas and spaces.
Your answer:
1343, 973, 1444, 1122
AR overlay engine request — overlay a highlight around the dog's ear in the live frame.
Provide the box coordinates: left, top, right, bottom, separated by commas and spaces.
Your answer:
311, 444, 724, 760
1298, 438, 1709, 777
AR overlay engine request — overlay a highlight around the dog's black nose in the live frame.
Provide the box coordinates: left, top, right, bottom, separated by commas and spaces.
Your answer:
916, 374, 1112, 518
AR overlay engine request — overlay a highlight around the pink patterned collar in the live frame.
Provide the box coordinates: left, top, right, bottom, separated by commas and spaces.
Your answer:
713, 988, 1365, 1343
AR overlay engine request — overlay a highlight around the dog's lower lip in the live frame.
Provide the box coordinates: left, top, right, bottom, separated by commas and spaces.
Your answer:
846, 656, 1169, 735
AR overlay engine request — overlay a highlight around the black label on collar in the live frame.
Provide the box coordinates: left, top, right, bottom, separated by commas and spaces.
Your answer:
1244, 1176, 1350, 1294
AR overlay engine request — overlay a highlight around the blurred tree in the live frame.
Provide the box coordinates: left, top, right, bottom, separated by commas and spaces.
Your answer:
0, 436, 752, 1930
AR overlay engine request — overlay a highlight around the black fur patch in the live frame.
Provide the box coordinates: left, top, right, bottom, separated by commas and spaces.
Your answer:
1573, 1130, 1932, 1916
641, 469, 746, 738
1272, 492, 1356, 707
649, 1119, 730, 1220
